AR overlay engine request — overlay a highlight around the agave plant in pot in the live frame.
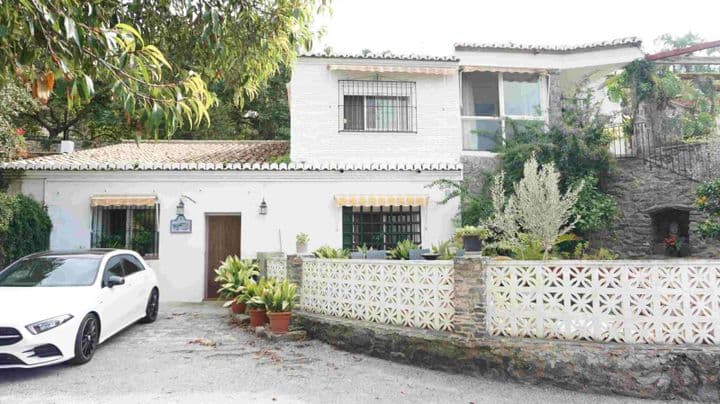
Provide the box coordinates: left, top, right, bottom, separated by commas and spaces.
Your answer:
245, 277, 272, 327
296, 232, 310, 254
214, 255, 259, 314
454, 225, 490, 253
262, 279, 298, 334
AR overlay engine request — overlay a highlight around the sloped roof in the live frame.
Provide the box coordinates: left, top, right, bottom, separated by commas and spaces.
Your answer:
300, 52, 459, 62
0, 140, 461, 172
454, 37, 642, 53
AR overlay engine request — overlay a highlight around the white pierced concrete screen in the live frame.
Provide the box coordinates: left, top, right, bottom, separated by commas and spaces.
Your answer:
486, 260, 720, 344
266, 256, 287, 281
301, 259, 455, 331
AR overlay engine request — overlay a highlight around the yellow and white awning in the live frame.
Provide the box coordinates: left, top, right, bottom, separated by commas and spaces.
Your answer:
334, 195, 428, 207
462, 65, 547, 74
90, 195, 158, 208
328, 64, 456, 76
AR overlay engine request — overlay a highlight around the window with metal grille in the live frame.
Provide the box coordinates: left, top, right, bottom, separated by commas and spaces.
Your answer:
342, 206, 421, 250
91, 206, 159, 258
339, 80, 417, 132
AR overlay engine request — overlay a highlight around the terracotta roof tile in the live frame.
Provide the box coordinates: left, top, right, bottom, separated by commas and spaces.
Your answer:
8, 140, 289, 166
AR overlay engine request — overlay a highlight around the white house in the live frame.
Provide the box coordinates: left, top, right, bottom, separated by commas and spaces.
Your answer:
1, 38, 644, 301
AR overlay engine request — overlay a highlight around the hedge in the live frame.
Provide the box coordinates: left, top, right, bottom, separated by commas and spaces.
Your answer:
0, 193, 52, 267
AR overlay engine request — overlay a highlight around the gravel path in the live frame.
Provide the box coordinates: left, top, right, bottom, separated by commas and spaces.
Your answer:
0, 303, 655, 404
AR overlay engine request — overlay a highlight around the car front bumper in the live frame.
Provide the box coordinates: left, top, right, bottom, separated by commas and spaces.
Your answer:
0, 317, 80, 369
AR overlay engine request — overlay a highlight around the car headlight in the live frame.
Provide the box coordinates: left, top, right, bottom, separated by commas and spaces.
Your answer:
26, 314, 74, 335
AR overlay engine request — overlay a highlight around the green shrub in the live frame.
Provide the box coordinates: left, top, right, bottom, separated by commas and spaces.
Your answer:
312, 245, 349, 259
0, 193, 52, 267
388, 239, 418, 260
696, 179, 720, 239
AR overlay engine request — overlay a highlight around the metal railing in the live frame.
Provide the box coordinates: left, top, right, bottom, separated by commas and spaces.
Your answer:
608, 121, 720, 182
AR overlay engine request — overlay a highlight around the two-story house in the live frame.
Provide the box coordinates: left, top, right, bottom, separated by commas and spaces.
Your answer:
1, 38, 643, 301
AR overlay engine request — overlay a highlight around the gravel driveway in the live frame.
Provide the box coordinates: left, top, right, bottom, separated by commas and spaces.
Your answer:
0, 303, 654, 404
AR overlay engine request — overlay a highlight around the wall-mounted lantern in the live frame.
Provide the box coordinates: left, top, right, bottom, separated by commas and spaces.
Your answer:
176, 199, 185, 216
259, 198, 268, 215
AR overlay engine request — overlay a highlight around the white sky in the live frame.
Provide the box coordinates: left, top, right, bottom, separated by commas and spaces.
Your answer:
313, 0, 720, 55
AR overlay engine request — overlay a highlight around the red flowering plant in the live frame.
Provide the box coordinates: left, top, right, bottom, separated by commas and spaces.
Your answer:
663, 235, 685, 254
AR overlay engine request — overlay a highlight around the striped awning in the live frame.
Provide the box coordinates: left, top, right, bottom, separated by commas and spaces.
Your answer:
328, 64, 456, 76
90, 195, 158, 207
334, 195, 428, 207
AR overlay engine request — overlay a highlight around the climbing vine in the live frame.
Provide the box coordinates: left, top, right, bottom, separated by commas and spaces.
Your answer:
696, 179, 720, 239
606, 59, 718, 140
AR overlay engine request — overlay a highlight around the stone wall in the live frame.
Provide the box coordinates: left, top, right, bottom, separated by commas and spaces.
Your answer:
591, 158, 720, 258
296, 312, 720, 401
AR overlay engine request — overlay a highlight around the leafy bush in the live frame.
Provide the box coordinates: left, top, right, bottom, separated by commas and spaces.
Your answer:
0, 193, 52, 267
312, 245, 349, 259
499, 101, 617, 236
431, 240, 455, 260
696, 179, 720, 239
243, 277, 273, 309
388, 239, 419, 260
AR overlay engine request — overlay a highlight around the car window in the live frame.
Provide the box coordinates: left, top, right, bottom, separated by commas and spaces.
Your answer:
103, 256, 125, 286
0, 256, 101, 287
122, 255, 144, 276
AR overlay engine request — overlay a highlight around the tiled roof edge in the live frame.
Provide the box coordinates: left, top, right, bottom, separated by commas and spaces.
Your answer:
454, 37, 642, 53
0, 161, 463, 172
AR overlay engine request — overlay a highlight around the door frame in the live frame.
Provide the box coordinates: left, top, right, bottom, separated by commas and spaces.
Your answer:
204, 212, 242, 300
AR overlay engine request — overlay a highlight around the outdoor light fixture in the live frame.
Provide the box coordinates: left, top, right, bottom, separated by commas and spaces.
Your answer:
176, 199, 185, 216
259, 198, 268, 215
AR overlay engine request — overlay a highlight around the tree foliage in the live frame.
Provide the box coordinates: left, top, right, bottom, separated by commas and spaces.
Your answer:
0, 81, 37, 161
0, 0, 327, 138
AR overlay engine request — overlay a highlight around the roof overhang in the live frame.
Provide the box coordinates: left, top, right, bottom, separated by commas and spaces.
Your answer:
328, 64, 456, 75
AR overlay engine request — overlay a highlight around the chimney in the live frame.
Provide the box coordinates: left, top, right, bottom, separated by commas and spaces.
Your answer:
59, 140, 75, 153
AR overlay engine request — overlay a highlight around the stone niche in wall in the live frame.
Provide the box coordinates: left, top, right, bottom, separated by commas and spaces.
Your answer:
648, 206, 690, 256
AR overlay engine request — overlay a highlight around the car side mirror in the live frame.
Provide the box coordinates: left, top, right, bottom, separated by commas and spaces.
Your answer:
107, 275, 125, 288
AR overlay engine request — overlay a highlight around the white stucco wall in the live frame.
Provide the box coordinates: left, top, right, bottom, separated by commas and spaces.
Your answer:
289, 57, 462, 164
13, 170, 460, 302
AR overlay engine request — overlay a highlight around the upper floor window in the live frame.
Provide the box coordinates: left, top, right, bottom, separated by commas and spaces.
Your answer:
339, 80, 417, 133
461, 71, 547, 151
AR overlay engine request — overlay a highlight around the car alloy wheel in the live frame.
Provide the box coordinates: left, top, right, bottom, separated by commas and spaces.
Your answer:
71, 314, 99, 365
141, 289, 159, 323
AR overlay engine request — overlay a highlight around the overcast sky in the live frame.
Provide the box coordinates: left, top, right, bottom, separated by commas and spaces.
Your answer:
313, 0, 720, 55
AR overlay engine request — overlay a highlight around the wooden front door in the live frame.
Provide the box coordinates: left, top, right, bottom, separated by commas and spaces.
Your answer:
206, 215, 242, 299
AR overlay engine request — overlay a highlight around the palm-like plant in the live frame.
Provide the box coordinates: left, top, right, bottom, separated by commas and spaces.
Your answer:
213, 255, 259, 307
262, 279, 298, 313
389, 239, 418, 260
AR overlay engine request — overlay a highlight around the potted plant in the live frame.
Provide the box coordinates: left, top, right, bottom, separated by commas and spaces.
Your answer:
454, 225, 490, 253
262, 279, 298, 334
245, 278, 272, 327
214, 256, 259, 314
296, 233, 310, 254
664, 235, 689, 257
388, 239, 418, 260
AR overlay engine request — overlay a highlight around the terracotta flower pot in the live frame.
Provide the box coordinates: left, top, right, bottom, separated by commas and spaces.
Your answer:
231, 301, 246, 314
267, 312, 292, 334
248, 308, 267, 327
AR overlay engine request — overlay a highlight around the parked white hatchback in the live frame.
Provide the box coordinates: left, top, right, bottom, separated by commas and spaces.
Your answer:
0, 249, 159, 368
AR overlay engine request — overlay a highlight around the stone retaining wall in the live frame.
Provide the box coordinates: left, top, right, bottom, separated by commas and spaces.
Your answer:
296, 312, 720, 401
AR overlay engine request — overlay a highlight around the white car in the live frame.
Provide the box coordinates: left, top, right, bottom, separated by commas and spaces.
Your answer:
0, 249, 159, 368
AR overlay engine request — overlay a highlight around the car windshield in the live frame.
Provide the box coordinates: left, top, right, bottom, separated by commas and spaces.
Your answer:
0, 256, 101, 287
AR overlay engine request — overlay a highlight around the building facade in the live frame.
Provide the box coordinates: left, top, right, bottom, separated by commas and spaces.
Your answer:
2, 38, 645, 301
